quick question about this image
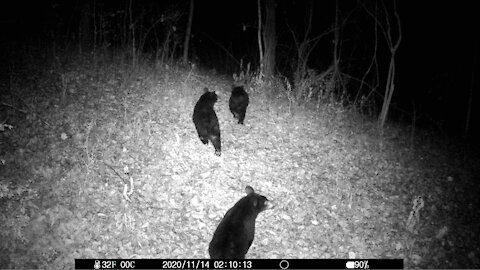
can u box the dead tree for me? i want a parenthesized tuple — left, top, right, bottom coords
(257, 0, 277, 80)
(363, 0, 402, 130)
(183, 0, 195, 65)
(464, 37, 478, 139)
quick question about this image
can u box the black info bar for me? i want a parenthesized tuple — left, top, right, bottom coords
(75, 259, 403, 269)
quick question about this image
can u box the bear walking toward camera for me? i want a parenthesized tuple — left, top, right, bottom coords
(192, 88, 221, 156)
(228, 86, 249, 125)
(209, 186, 272, 259)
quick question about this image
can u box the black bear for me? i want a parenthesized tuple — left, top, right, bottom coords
(228, 86, 249, 125)
(209, 186, 272, 259)
(192, 88, 221, 156)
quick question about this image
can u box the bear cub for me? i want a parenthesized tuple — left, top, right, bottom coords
(192, 88, 221, 156)
(209, 186, 272, 259)
(228, 86, 249, 125)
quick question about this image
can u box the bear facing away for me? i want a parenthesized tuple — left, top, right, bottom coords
(209, 186, 272, 259)
(228, 86, 249, 125)
(192, 88, 221, 156)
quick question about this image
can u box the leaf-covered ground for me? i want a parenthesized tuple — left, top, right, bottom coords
(1, 56, 479, 269)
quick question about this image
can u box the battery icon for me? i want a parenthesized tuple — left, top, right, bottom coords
(346, 261, 355, 269)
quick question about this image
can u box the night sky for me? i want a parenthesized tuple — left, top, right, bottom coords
(1, 0, 478, 138)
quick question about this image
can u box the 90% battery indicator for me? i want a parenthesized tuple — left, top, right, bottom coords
(346, 260, 369, 269)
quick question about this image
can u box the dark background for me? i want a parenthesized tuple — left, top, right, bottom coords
(1, 0, 478, 141)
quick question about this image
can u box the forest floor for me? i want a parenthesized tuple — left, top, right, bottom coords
(1, 54, 479, 269)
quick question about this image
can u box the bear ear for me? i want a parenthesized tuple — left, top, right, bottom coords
(245, 186, 254, 195)
(203, 87, 209, 92)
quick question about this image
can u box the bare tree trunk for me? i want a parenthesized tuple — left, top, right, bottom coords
(332, 0, 340, 90)
(378, 1, 401, 130)
(79, 0, 92, 54)
(379, 54, 397, 128)
(363, 0, 402, 130)
(122, 1, 128, 46)
(129, 0, 136, 68)
(354, 12, 379, 106)
(183, 0, 195, 65)
(257, 0, 264, 73)
(262, 0, 277, 79)
(93, 0, 97, 61)
(464, 37, 478, 139)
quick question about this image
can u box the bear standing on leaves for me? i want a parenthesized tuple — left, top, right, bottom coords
(229, 86, 249, 125)
(192, 88, 221, 156)
(209, 186, 272, 259)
